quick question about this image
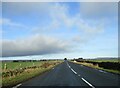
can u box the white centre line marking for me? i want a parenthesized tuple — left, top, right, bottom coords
(78, 74, 81, 76)
(67, 62, 77, 74)
(71, 68, 77, 74)
(81, 78, 95, 88)
(12, 83, 22, 88)
(67, 62, 95, 88)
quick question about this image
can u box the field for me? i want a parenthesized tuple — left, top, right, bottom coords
(1, 60, 63, 87)
(85, 58, 119, 62)
(2, 61, 52, 70)
(71, 58, 120, 74)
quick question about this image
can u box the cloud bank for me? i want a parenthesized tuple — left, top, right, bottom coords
(2, 35, 69, 57)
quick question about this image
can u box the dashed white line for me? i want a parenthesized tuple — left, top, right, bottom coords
(66, 62, 69, 66)
(67, 62, 77, 75)
(12, 83, 22, 88)
(71, 68, 77, 74)
(67, 62, 95, 88)
(81, 78, 95, 88)
(78, 74, 81, 76)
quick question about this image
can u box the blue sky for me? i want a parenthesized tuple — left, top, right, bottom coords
(1, 2, 118, 60)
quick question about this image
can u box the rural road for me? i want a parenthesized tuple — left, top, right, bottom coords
(17, 61, 119, 87)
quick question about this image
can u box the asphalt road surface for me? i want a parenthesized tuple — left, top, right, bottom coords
(17, 61, 119, 87)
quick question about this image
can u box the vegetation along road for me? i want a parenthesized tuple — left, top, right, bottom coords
(3, 60, 119, 88)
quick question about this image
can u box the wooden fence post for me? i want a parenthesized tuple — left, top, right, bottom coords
(4, 63, 7, 70)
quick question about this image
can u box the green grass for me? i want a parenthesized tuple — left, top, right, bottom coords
(71, 61, 120, 74)
(98, 68, 120, 74)
(2, 67, 51, 86)
(86, 59, 119, 62)
(2, 61, 45, 70)
(2, 60, 63, 87)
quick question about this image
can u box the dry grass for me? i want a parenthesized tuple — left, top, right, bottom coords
(2, 61, 63, 87)
(71, 61, 120, 74)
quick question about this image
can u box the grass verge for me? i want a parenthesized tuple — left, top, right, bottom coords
(2, 61, 62, 87)
(71, 61, 120, 75)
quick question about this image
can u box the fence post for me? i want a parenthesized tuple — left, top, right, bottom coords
(4, 63, 7, 70)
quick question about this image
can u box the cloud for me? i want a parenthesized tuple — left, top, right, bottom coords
(3, 2, 54, 18)
(32, 3, 105, 34)
(2, 34, 69, 57)
(80, 2, 118, 19)
(3, 2, 106, 33)
(1, 18, 27, 28)
(3, 2, 117, 19)
(2, 0, 119, 2)
(2, 2, 114, 57)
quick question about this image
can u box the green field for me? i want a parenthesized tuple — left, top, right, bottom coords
(2, 60, 63, 87)
(85, 59, 119, 62)
(71, 58, 120, 74)
(2, 61, 58, 70)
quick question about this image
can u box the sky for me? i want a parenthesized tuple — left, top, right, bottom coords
(0, 2, 118, 60)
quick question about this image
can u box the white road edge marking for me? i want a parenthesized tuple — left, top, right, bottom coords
(99, 70, 106, 73)
(12, 83, 22, 88)
(52, 68, 54, 69)
(81, 78, 95, 88)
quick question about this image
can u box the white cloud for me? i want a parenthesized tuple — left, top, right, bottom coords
(2, 2, 114, 57)
(0, 18, 27, 28)
(2, 0, 119, 2)
(80, 2, 118, 18)
(3, 2, 106, 33)
(34, 3, 105, 34)
(3, 2, 53, 18)
(2, 34, 69, 57)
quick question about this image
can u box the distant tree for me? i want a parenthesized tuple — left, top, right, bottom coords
(13, 60, 19, 62)
(64, 58, 67, 60)
(78, 58, 83, 60)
